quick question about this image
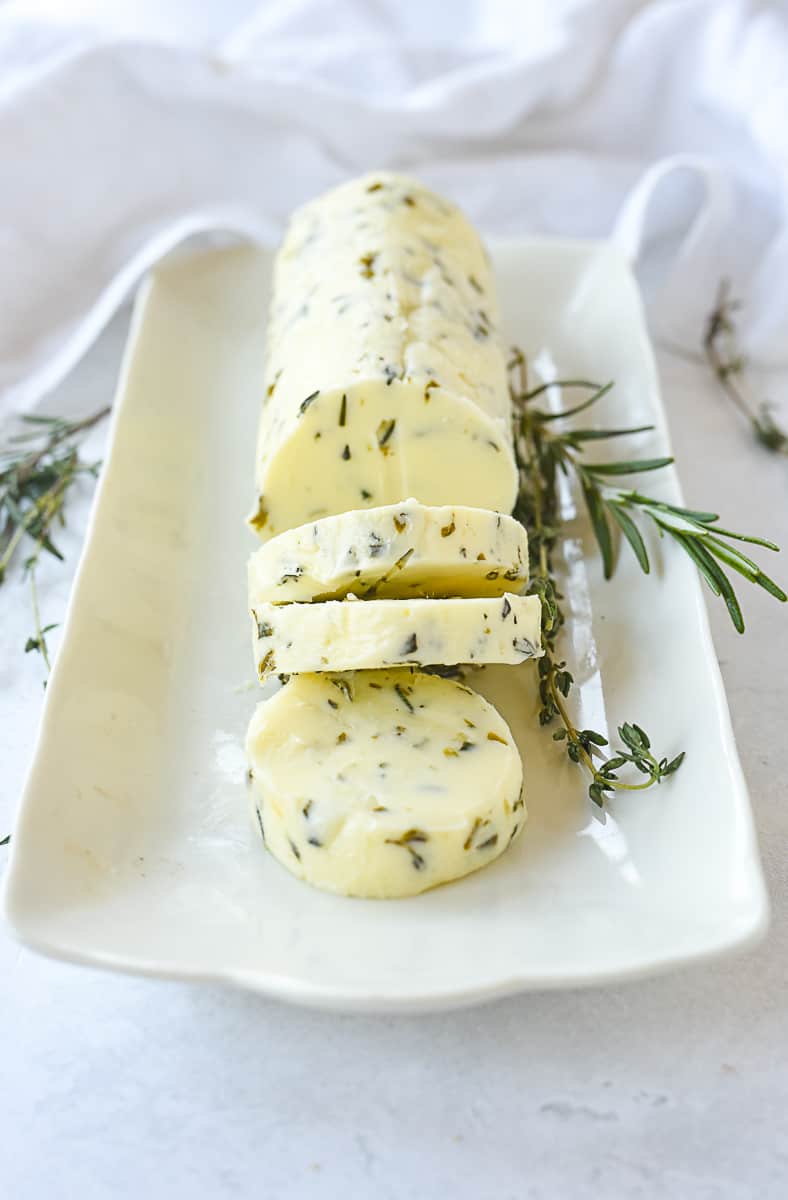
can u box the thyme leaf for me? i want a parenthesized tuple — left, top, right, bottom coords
(703, 280, 788, 455)
(1, 406, 109, 676)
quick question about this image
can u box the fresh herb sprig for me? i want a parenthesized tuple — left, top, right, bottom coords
(511, 351, 785, 810)
(0, 407, 109, 671)
(703, 280, 788, 455)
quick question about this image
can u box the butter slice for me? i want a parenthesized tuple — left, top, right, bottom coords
(246, 669, 525, 898)
(250, 172, 517, 539)
(248, 499, 528, 605)
(251, 593, 541, 678)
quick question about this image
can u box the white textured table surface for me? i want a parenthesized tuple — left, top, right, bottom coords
(2, 305, 787, 1200)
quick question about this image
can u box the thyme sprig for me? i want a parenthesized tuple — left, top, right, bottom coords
(511, 351, 785, 810)
(703, 280, 788, 455)
(0, 407, 109, 670)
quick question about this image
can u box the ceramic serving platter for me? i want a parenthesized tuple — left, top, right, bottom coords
(3, 238, 768, 1012)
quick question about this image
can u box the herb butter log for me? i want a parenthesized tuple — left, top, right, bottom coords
(248, 499, 528, 604)
(250, 172, 518, 538)
(246, 670, 525, 898)
(252, 593, 541, 678)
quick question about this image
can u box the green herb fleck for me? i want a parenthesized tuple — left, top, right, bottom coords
(360, 547, 415, 597)
(385, 828, 428, 870)
(333, 677, 354, 702)
(359, 252, 377, 279)
(266, 368, 282, 398)
(298, 390, 319, 416)
(258, 649, 275, 678)
(376, 419, 396, 452)
(463, 818, 484, 850)
(249, 496, 269, 532)
(400, 632, 418, 655)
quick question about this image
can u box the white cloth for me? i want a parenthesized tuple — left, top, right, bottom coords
(1, 0, 787, 415)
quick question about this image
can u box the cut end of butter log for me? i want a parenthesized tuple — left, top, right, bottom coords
(249, 171, 517, 539)
(248, 498, 529, 604)
(252, 593, 542, 678)
(246, 669, 525, 898)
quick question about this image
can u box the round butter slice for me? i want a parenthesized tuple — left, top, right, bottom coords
(248, 499, 528, 605)
(251, 593, 541, 679)
(246, 669, 525, 898)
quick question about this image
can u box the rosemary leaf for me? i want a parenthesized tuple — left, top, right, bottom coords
(580, 476, 614, 578)
(561, 424, 655, 442)
(702, 535, 787, 602)
(606, 501, 650, 574)
(580, 456, 674, 476)
(509, 354, 782, 813)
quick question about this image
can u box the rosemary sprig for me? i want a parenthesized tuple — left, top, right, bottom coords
(703, 280, 788, 455)
(0, 407, 109, 670)
(511, 352, 785, 810)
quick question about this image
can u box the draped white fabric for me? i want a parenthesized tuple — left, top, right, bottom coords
(1, 0, 787, 414)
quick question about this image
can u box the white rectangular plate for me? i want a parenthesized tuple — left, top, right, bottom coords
(4, 238, 768, 1012)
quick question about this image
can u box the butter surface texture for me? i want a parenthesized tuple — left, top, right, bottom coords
(246, 669, 525, 898)
(250, 172, 517, 538)
(252, 593, 541, 677)
(248, 499, 528, 604)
